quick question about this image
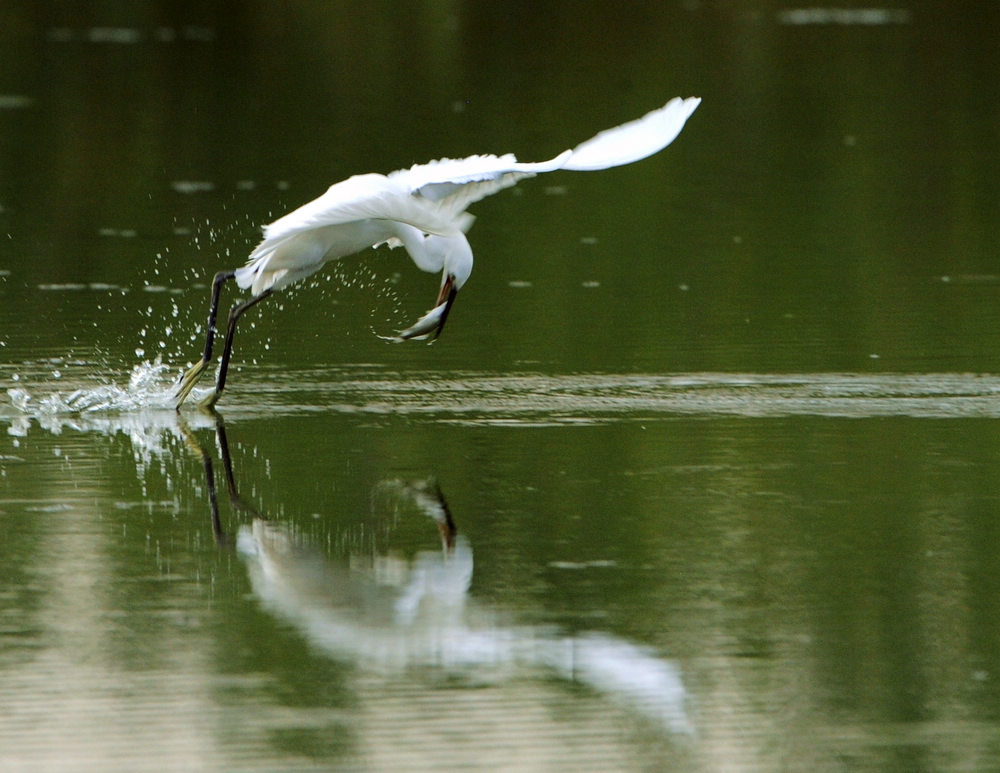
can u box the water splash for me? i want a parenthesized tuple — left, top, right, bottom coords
(6, 357, 180, 419)
(2, 357, 224, 485)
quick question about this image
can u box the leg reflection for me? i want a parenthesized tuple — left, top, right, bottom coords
(177, 413, 262, 548)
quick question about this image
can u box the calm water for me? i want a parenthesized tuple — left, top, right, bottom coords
(2, 3, 1000, 771)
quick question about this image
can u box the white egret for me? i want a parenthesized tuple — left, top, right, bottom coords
(174, 96, 701, 408)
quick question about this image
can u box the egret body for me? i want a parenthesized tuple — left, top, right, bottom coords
(174, 96, 701, 407)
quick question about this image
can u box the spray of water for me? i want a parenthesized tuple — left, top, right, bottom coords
(7, 357, 179, 417)
(5, 203, 412, 416)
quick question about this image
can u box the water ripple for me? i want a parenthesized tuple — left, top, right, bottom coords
(6, 367, 1000, 425)
(291, 371, 1000, 423)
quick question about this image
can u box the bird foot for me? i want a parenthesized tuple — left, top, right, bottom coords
(174, 359, 210, 409)
(197, 388, 222, 410)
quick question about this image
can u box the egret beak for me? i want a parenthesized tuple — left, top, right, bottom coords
(396, 274, 459, 341)
(431, 274, 458, 337)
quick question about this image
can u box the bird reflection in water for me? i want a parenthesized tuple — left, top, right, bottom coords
(184, 418, 692, 736)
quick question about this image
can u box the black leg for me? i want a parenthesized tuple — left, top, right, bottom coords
(203, 271, 237, 362)
(214, 289, 273, 397)
(175, 270, 237, 408)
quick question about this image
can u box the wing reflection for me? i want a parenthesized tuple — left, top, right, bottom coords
(195, 419, 692, 736)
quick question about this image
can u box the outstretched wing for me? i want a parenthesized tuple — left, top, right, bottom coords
(561, 97, 701, 171)
(237, 173, 471, 294)
(236, 97, 700, 295)
(389, 96, 700, 217)
(254, 173, 464, 254)
(390, 150, 574, 218)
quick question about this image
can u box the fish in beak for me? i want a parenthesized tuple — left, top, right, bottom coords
(396, 274, 459, 341)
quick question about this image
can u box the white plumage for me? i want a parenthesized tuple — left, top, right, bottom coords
(235, 96, 700, 298)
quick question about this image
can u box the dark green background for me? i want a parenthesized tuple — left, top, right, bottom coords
(2, 3, 999, 770)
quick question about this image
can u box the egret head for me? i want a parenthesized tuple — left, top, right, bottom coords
(434, 234, 474, 336)
(438, 234, 474, 291)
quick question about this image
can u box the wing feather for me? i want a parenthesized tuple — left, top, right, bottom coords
(560, 97, 701, 171)
(390, 150, 574, 216)
(257, 173, 463, 248)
